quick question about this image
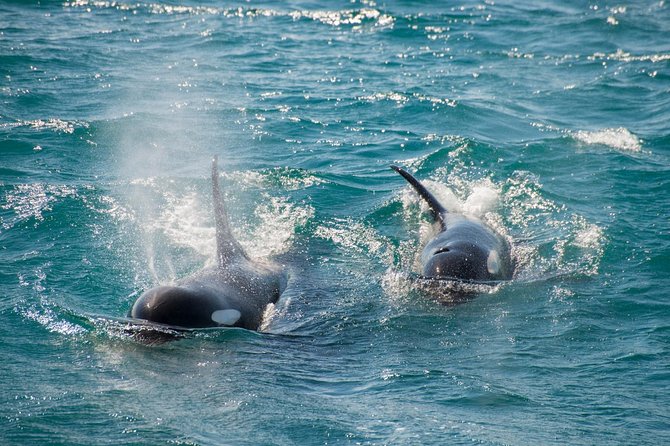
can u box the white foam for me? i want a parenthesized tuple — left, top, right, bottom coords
(94, 195, 135, 222)
(399, 175, 499, 219)
(68, 3, 395, 29)
(358, 92, 456, 107)
(412, 93, 457, 108)
(503, 172, 606, 279)
(589, 49, 670, 64)
(574, 222, 605, 251)
(463, 183, 500, 218)
(573, 127, 642, 152)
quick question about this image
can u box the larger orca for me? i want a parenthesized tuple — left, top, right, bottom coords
(391, 165, 514, 282)
(129, 157, 287, 330)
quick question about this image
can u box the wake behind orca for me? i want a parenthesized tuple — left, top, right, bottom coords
(129, 157, 287, 331)
(391, 165, 514, 283)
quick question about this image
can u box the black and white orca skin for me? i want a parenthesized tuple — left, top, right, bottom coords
(392, 165, 514, 282)
(129, 157, 286, 330)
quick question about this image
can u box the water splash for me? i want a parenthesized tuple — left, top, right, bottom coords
(502, 171, 605, 280)
(381, 269, 502, 306)
(114, 169, 313, 288)
(246, 195, 313, 259)
(303, 150, 606, 307)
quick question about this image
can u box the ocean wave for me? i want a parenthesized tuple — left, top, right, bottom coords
(358, 91, 457, 108)
(65, 1, 394, 28)
(290, 8, 394, 28)
(2, 183, 78, 228)
(531, 123, 644, 153)
(588, 49, 670, 64)
(572, 127, 642, 152)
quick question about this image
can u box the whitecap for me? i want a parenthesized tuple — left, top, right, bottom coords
(2, 118, 88, 134)
(572, 127, 642, 152)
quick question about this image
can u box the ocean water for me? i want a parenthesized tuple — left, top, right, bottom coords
(1, 0, 669, 444)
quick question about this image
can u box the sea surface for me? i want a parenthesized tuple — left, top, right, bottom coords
(1, 1, 669, 444)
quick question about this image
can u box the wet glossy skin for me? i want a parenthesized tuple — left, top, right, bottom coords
(130, 260, 285, 330)
(420, 214, 513, 281)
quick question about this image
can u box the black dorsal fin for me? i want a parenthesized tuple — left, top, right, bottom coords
(212, 156, 248, 266)
(391, 165, 447, 228)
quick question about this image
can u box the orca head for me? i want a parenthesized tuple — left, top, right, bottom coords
(130, 286, 241, 328)
(422, 240, 500, 282)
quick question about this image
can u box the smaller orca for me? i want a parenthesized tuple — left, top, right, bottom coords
(391, 165, 514, 282)
(129, 157, 287, 331)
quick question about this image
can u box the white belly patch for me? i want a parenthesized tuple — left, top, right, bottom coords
(211, 309, 242, 326)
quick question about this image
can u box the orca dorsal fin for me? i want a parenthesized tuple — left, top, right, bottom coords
(391, 165, 447, 228)
(212, 156, 249, 266)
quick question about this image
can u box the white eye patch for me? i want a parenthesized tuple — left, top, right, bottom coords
(487, 250, 500, 275)
(211, 309, 241, 326)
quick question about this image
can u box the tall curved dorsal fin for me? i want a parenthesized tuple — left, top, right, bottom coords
(391, 165, 447, 229)
(212, 156, 249, 266)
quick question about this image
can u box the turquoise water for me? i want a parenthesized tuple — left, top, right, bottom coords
(1, 1, 669, 444)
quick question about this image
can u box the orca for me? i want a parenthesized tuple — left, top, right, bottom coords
(391, 165, 514, 282)
(129, 157, 287, 331)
